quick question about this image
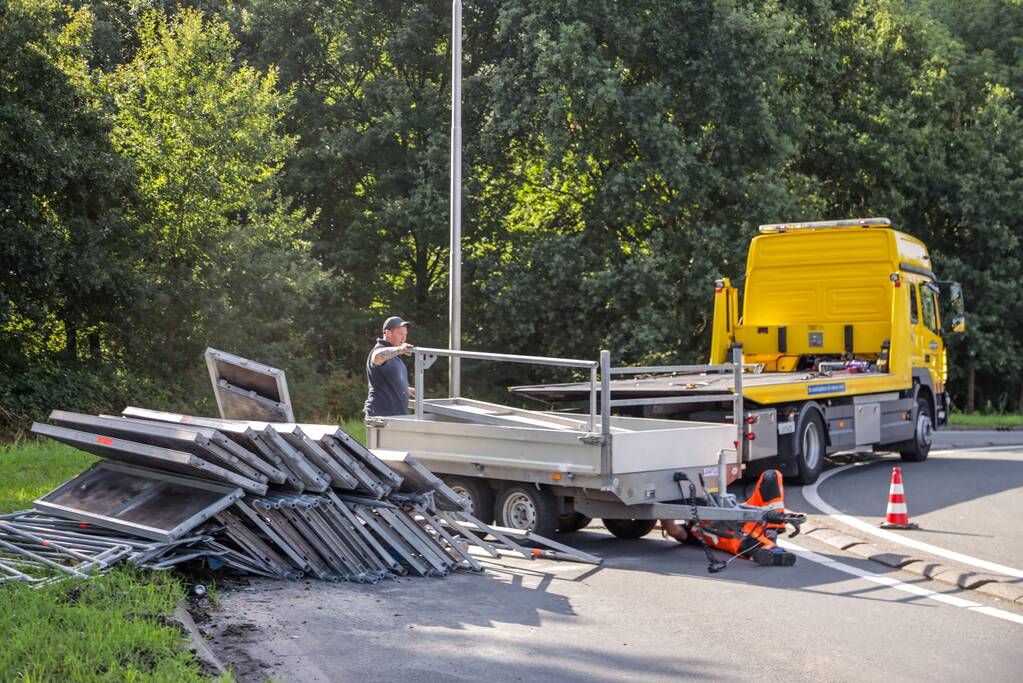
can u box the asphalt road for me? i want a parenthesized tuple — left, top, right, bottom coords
(205, 430, 1023, 682)
(808, 445, 1023, 570)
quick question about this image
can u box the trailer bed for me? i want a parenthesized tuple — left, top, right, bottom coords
(365, 398, 740, 505)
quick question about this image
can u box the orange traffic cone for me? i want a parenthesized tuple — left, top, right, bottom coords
(880, 466, 918, 529)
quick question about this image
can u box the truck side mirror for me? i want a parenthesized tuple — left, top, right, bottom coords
(938, 281, 966, 334)
(949, 283, 965, 316)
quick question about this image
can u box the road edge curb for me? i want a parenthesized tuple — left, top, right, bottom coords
(799, 520, 1023, 605)
(173, 600, 232, 679)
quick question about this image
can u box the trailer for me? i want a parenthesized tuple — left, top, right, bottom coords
(365, 347, 803, 542)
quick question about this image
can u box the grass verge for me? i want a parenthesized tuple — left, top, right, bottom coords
(341, 417, 366, 445)
(0, 439, 225, 682)
(949, 413, 1023, 427)
(0, 439, 96, 514)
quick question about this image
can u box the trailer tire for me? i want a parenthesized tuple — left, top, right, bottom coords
(794, 411, 825, 485)
(558, 511, 592, 533)
(495, 485, 559, 537)
(900, 397, 933, 462)
(443, 476, 496, 524)
(602, 518, 658, 539)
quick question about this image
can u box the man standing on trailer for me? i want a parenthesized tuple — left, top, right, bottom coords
(365, 316, 416, 417)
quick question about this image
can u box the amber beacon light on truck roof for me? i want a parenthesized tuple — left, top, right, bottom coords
(758, 217, 893, 233)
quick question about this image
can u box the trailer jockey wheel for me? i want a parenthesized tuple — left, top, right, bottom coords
(900, 397, 933, 462)
(602, 518, 658, 539)
(442, 476, 496, 525)
(794, 411, 825, 485)
(495, 485, 559, 537)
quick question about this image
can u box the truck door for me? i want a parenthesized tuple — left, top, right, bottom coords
(908, 280, 925, 369)
(916, 282, 944, 392)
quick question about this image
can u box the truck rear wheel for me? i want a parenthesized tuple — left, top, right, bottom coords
(443, 476, 495, 524)
(900, 397, 933, 462)
(794, 411, 825, 485)
(602, 518, 658, 539)
(495, 485, 559, 537)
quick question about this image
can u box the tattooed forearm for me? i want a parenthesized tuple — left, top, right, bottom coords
(372, 345, 410, 365)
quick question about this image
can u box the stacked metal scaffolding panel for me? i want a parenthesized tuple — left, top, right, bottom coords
(5, 345, 602, 585)
(204, 347, 295, 422)
(10, 408, 486, 584)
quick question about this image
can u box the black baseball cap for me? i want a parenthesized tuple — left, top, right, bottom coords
(382, 316, 411, 332)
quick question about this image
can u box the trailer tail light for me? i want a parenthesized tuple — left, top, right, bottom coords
(745, 416, 756, 424)
(746, 433, 756, 441)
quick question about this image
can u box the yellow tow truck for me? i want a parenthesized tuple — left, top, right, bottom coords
(513, 218, 967, 485)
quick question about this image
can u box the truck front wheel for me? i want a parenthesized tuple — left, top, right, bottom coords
(900, 397, 933, 462)
(794, 412, 825, 485)
(495, 485, 559, 537)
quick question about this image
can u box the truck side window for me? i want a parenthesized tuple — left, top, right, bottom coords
(910, 284, 919, 324)
(921, 287, 939, 332)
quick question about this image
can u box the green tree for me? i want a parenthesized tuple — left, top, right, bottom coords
(0, 0, 141, 429)
(102, 7, 323, 392)
(222, 0, 463, 367)
(463, 0, 807, 372)
(786, 1, 1023, 410)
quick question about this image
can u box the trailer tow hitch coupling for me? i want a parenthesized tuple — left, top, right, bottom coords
(764, 510, 806, 538)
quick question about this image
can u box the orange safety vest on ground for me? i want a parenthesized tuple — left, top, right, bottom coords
(690, 469, 796, 566)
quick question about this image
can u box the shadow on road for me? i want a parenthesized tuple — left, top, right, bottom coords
(211, 561, 730, 682)
(210, 528, 983, 682)
(532, 527, 958, 604)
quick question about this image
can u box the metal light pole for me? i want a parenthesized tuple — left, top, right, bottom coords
(449, 0, 462, 397)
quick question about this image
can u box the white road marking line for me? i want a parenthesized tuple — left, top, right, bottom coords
(780, 540, 1023, 626)
(804, 459, 1023, 579)
(931, 443, 1023, 455)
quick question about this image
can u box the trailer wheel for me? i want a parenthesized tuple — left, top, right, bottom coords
(602, 519, 658, 539)
(794, 411, 825, 485)
(900, 397, 933, 462)
(443, 476, 496, 524)
(558, 511, 592, 533)
(495, 485, 559, 537)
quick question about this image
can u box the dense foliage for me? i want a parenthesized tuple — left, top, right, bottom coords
(3, 0, 1023, 432)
